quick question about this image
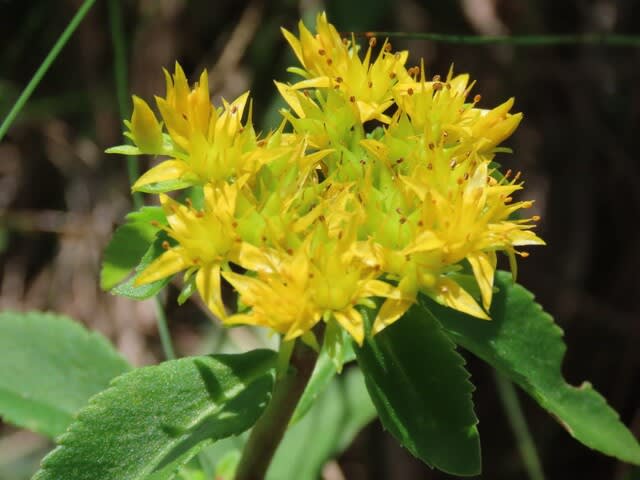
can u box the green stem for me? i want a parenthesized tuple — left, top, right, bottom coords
(359, 31, 640, 47)
(107, 0, 176, 362)
(494, 372, 545, 480)
(154, 296, 176, 360)
(235, 340, 318, 480)
(0, 0, 97, 142)
(107, 0, 142, 210)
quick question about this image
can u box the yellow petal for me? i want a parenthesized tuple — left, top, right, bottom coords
(467, 251, 496, 310)
(131, 160, 193, 191)
(275, 81, 305, 118)
(280, 27, 304, 68)
(135, 248, 189, 285)
(196, 264, 226, 319)
(373, 297, 414, 335)
(334, 308, 365, 346)
(291, 77, 332, 90)
(432, 277, 490, 320)
(129, 96, 164, 154)
(234, 243, 279, 273)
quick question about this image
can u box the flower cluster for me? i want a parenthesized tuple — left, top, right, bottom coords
(111, 13, 544, 346)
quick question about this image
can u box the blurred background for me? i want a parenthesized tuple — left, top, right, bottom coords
(1, 0, 639, 478)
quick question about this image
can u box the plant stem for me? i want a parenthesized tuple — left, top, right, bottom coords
(235, 340, 318, 480)
(107, 0, 143, 210)
(154, 296, 176, 360)
(107, 0, 176, 362)
(359, 31, 640, 47)
(0, 0, 97, 142)
(494, 372, 545, 480)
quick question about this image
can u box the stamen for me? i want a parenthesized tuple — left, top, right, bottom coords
(162, 241, 170, 250)
(473, 94, 482, 103)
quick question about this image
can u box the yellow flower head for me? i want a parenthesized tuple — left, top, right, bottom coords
(224, 222, 400, 345)
(135, 182, 257, 319)
(111, 13, 545, 345)
(119, 63, 285, 193)
(282, 12, 410, 123)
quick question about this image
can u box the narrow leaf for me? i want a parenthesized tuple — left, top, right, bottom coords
(355, 305, 481, 476)
(33, 350, 277, 480)
(0, 311, 130, 438)
(424, 270, 640, 465)
(101, 207, 166, 290)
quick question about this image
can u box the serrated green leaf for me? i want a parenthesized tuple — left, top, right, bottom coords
(101, 207, 166, 290)
(33, 350, 277, 480)
(424, 271, 640, 465)
(0, 311, 131, 438)
(355, 304, 481, 476)
(267, 367, 376, 480)
(111, 231, 174, 299)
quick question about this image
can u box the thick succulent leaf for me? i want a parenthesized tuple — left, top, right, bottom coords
(267, 367, 376, 480)
(101, 207, 166, 290)
(355, 304, 481, 476)
(0, 311, 130, 438)
(424, 271, 640, 465)
(33, 350, 277, 480)
(111, 230, 174, 299)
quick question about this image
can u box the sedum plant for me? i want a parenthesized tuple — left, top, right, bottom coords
(2, 12, 638, 480)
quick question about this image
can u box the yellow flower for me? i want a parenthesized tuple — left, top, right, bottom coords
(225, 219, 401, 345)
(118, 63, 287, 193)
(110, 14, 545, 345)
(282, 12, 410, 123)
(135, 182, 260, 319)
(124, 96, 165, 154)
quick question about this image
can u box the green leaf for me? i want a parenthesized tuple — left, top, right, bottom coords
(101, 207, 166, 290)
(111, 231, 174, 300)
(33, 350, 277, 480)
(0, 311, 131, 438)
(267, 367, 377, 480)
(424, 271, 640, 465)
(355, 305, 481, 476)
